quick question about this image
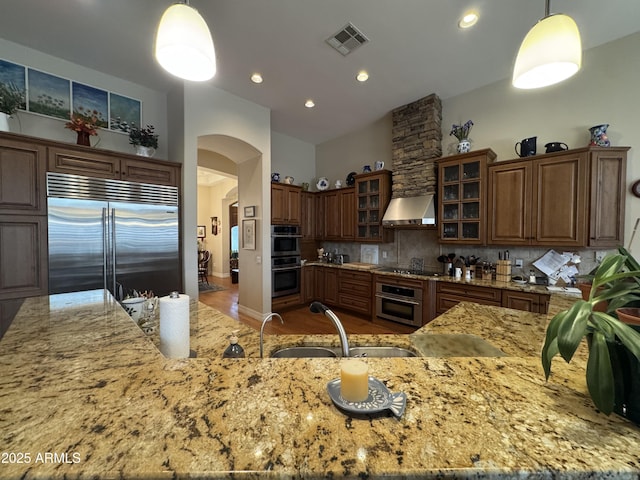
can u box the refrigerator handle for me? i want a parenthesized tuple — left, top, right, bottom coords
(102, 207, 108, 294)
(111, 208, 117, 298)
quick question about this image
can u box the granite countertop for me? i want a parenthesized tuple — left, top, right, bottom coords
(1, 290, 639, 479)
(305, 261, 563, 295)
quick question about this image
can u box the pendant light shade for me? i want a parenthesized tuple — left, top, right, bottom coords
(513, 13, 581, 89)
(155, 3, 216, 81)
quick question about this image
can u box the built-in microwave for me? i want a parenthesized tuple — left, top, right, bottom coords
(271, 225, 301, 257)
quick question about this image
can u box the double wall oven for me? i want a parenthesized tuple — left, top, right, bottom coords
(271, 225, 301, 298)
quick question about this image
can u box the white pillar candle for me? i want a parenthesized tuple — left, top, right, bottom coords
(340, 359, 369, 402)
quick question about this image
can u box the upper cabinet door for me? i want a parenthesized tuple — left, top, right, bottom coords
(487, 160, 532, 245)
(588, 148, 628, 247)
(532, 153, 588, 247)
(487, 146, 628, 248)
(0, 136, 47, 215)
(437, 149, 496, 245)
(271, 183, 302, 225)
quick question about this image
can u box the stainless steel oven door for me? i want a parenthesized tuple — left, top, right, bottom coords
(375, 284, 423, 327)
(272, 265, 301, 297)
(271, 235, 300, 257)
(272, 255, 301, 298)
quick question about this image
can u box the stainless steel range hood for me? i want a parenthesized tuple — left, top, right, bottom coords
(381, 195, 436, 227)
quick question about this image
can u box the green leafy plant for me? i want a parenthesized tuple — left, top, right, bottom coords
(541, 249, 640, 415)
(129, 124, 158, 149)
(0, 82, 25, 115)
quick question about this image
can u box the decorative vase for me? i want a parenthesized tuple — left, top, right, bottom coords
(589, 124, 610, 147)
(457, 139, 471, 153)
(0, 112, 9, 132)
(76, 131, 91, 146)
(136, 145, 155, 157)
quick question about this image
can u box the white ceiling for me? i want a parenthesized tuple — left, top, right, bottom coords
(1, 0, 639, 145)
(197, 167, 230, 187)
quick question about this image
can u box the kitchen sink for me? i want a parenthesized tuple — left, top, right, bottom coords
(270, 346, 337, 358)
(349, 346, 417, 357)
(270, 345, 418, 358)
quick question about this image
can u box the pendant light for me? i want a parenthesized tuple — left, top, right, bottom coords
(512, 0, 581, 89)
(155, 1, 216, 81)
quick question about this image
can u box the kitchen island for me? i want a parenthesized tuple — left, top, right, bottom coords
(1, 290, 639, 479)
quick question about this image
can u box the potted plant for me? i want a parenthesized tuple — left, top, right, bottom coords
(0, 82, 25, 131)
(541, 249, 640, 423)
(129, 124, 158, 157)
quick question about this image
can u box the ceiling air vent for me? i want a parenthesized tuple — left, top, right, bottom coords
(325, 22, 369, 56)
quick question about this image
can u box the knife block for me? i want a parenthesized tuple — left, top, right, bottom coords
(495, 260, 512, 283)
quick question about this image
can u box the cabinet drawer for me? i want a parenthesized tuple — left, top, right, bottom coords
(436, 282, 501, 302)
(48, 147, 121, 179)
(271, 293, 302, 310)
(373, 274, 423, 290)
(121, 159, 178, 186)
(338, 293, 371, 315)
(339, 270, 371, 283)
(436, 293, 501, 315)
(339, 279, 371, 296)
(501, 290, 550, 314)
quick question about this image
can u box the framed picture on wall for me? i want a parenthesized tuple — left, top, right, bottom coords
(244, 205, 256, 217)
(242, 219, 256, 250)
(197, 225, 206, 238)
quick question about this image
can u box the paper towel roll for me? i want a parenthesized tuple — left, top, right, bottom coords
(159, 293, 190, 358)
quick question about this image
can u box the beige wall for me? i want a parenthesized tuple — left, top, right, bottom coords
(183, 84, 271, 317)
(442, 31, 640, 255)
(272, 132, 316, 188)
(315, 32, 640, 264)
(0, 38, 169, 159)
(315, 115, 392, 188)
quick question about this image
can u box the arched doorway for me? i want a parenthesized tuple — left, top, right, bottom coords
(196, 134, 268, 320)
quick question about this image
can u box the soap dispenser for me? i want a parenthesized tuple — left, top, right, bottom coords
(223, 330, 245, 358)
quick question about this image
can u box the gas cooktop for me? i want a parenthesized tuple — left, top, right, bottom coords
(377, 267, 441, 277)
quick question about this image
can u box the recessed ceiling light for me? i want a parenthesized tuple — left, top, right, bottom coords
(305, 99, 315, 108)
(356, 71, 369, 82)
(250, 73, 263, 84)
(458, 11, 479, 29)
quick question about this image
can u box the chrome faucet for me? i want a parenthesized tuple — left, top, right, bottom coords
(260, 312, 284, 358)
(310, 301, 349, 357)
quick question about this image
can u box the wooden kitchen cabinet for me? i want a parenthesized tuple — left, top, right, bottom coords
(337, 270, 372, 316)
(301, 265, 315, 303)
(0, 134, 49, 300)
(488, 146, 628, 247)
(355, 170, 393, 242)
(300, 191, 316, 239)
(0, 136, 47, 215)
(501, 290, 550, 314)
(437, 149, 496, 245)
(0, 215, 48, 300)
(271, 183, 302, 225)
(323, 268, 339, 304)
(323, 187, 355, 240)
(314, 266, 325, 302)
(435, 282, 501, 315)
(48, 146, 180, 186)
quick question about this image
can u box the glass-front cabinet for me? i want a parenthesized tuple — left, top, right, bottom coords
(355, 170, 393, 242)
(436, 149, 496, 244)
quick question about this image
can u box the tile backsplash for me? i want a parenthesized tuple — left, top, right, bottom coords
(321, 228, 610, 280)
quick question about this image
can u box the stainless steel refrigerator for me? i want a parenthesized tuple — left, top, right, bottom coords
(47, 172, 181, 299)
